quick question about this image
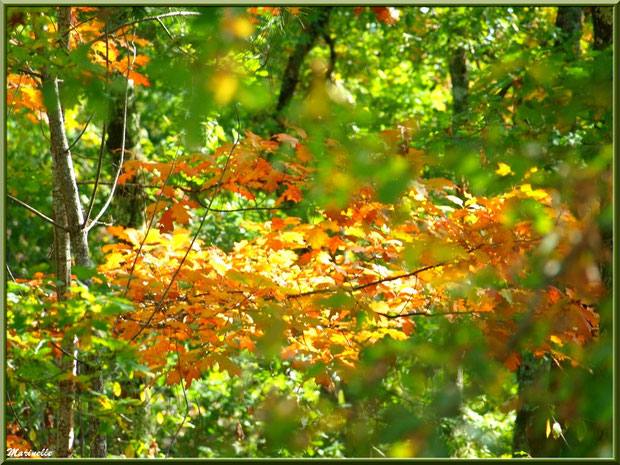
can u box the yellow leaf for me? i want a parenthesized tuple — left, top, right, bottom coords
(113, 381, 122, 397)
(496, 162, 514, 177)
(99, 396, 112, 410)
(125, 443, 135, 458)
(156, 412, 165, 425)
(546, 418, 551, 438)
(549, 334, 564, 346)
(306, 227, 329, 249)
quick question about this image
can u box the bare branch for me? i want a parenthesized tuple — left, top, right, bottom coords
(122, 142, 182, 299)
(287, 262, 446, 299)
(86, 27, 134, 233)
(8, 194, 69, 231)
(89, 11, 200, 45)
(67, 113, 94, 152)
(166, 338, 190, 457)
(380, 310, 483, 319)
(83, 21, 109, 228)
(6, 389, 39, 451)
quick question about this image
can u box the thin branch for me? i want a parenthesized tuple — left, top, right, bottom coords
(67, 113, 94, 152)
(6, 389, 39, 451)
(192, 193, 291, 213)
(130, 107, 241, 343)
(166, 338, 189, 457)
(38, 115, 51, 143)
(86, 27, 134, 233)
(155, 16, 196, 60)
(8, 194, 69, 231)
(122, 142, 182, 299)
(6, 264, 17, 282)
(287, 262, 446, 299)
(18, 67, 43, 80)
(155, 17, 175, 41)
(8, 73, 24, 116)
(83, 121, 106, 228)
(83, 23, 108, 229)
(89, 11, 201, 45)
(48, 340, 95, 369)
(380, 310, 483, 319)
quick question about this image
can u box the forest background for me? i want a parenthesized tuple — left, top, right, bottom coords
(3, 4, 615, 459)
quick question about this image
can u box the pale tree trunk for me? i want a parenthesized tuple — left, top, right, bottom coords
(51, 157, 74, 457)
(42, 6, 106, 457)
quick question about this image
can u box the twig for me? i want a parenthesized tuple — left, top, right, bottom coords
(379, 310, 483, 319)
(48, 340, 94, 369)
(89, 11, 200, 45)
(6, 389, 39, 451)
(83, 22, 108, 229)
(166, 338, 189, 457)
(287, 262, 446, 299)
(155, 17, 175, 41)
(67, 113, 94, 152)
(83, 121, 107, 228)
(130, 107, 241, 342)
(8, 73, 24, 116)
(122, 142, 182, 299)
(8, 194, 69, 231)
(155, 16, 195, 60)
(6, 264, 17, 282)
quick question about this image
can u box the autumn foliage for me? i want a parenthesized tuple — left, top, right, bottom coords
(6, 5, 612, 459)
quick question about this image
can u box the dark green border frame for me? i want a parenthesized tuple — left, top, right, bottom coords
(0, 2, 617, 463)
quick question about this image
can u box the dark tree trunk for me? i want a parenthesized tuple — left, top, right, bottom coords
(592, 7, 613, 51)
(276, 7, 333, 113)
(512, 354, 564, 457)
(448, 47, 468, 117)
(107, 84, 146, 229)
(554, 7, 584, 56)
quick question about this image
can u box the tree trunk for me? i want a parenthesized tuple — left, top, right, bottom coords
(51, 157, 75, 457)
(512, 353, 563, 457)
(85, 363, 108, 457)
(107, 84, 146, 229)
(592, 7, 613, 51)
(554, 7, 584, 56)
(448, 46, 468, 118)
(42, 6, 103, 457)
(276, 7, 333, 113)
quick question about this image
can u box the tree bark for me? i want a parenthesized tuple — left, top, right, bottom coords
(592, 7, 613, 51)
(448, 46, 468, 117)
(51, 156, 74, 457)
(107, 84, 146, 228)
(554, 7, 584, 56)
(276, 7, 333, 113)
(511, 353, 563, 457)
(41, 6, 102, 457)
